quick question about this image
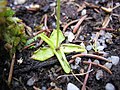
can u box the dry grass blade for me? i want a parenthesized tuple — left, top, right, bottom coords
(102, 15, 111, 28)
(81, 62, 92, 90)
(94, 27, 115, 31)
(83, 61, 112, 74)
(56, 69, 93, 79)
(72, 54, 111, 62)
(73, 15, 87, 33)
(8, 53, 16, 86)
(84, 1, 99, 8)
(23, 43, 35, 50)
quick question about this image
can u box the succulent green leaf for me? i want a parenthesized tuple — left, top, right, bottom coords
(39, 33, 55, 49)
(50, 29, 65, 48)
(53, 49, 71, 73)
(61, 43, 86, 53)
(31, 47, 54, 61)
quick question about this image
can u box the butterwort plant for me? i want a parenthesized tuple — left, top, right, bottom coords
(31, 0, 86, 73)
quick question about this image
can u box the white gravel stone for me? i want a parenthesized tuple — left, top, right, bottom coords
(81, 9, 86, 16)
(75, 57, 81, 65)
(91, 33, 96, 39)
(97, 46, 105, 51)
(14, 0, 26, 5)
(105, 83, 115, 90)
(67, 83, 79, 90)
(98, 39, 105, 44)
(67, 32, 75, 42)
(111, 56, 119, 65)
(93, 60, 100, 64)
(96, 70, 103, 80)
(27, 77, 36, 86)
(79, 35, 84, 40)
(71, 64, 78, 69)
(104, 62, 112, 69)
(86, 45, 92, 51)
(29, 4, 40, 9)
(50, 2, 56, 7)
(100, 30, 105, 36)
(102, 43, 107, 48)
(105, 32, 112, 39)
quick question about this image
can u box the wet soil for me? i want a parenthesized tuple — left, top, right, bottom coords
(0, 0, 120, 90)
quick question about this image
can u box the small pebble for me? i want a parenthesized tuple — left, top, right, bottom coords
(91, 33, 96, 39)
(81, 9, 86, 16)
(100, 30, 105, 36)
(93, 60, 100, 64)
(98, 38, 105, 44)
(105, 83, 115, 90)
(41, 86, 47, 90)
(106, 39, 113, 44)
(67, 83, 79, 90)
(17, 57, 23, 64)
(50, 2, 56, 7)
(102, 43, 107, 48)
(79, 35, 84, 40)
(115, 3, 120, 6)
(100, 36, 106, 40)
(27, 77, 36, 86)
(102, 0, 106, 3)
(96, 70, 103, 80)
(97, 46, 105, 51)
(105, 32, 112, 39)
(95, 0, 99, 4)
(75, 57, 81, 65)
(52, 22, 56, 28)
(50, 82, 56, 87)
(111, 56, 119, 65)
(14, 0, 26, 5)
(86, 45, 92, 51)
(67, 32, 75, 42)
(104, 62, 112, 69)
(71, 64, 78, 70)
(96, 41, 100, 47)
(29, 4, 40, 10)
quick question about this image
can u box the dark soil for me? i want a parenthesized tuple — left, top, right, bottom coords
(0, 0, 120, 90)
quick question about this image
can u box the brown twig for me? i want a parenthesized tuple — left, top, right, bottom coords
(73, 15, 87, 33)
(102, 15, 111, 28)
(8, 53, 16, 86)
(33, 29, 47, 36)
(72, 54, 111, 62)
(84, 1, 100, 8)
(81, 62, 92, 90)
(22, 43, 35, 50)
(63, 19, 79, 32)
(94, 27, 115, 31)
(83, 61, 112, 74)
(44, 14, 50, 33)
(74, 25, 84, 40)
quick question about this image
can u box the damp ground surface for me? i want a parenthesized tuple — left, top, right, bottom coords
(0, 0, 120, 90)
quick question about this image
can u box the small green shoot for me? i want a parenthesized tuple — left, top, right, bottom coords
(56, 0, 60, 48)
